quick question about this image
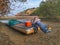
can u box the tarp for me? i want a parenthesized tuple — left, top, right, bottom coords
(8, 19, 21, 26)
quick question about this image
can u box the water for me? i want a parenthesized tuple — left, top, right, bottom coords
(0, 20, 30, 23)
(0, 20, 8, 23)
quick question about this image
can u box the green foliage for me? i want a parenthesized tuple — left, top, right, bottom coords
(31, 0, 60, 19)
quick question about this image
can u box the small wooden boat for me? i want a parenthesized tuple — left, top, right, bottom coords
(7, 20, 36, 34)
(7, 19, 51, 34)
(8, 24, 51, 34)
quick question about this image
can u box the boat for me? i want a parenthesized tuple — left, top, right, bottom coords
(7, 18, 51, 34)
(8, 24, 51, 34)
(7, 19, 41, 34)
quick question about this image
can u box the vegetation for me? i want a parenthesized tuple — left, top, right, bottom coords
(31, 0, 60, 19)
(0, 0, 27, 16)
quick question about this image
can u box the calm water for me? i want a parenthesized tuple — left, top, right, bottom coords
(0, 20, 8, 23)
(0, 20, 30, 23)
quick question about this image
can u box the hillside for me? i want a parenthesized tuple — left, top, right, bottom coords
(15, 8, 36, 16)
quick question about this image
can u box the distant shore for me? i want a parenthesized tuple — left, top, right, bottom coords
(0, 16, 60, 22)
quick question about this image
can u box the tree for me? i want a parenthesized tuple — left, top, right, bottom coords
(31, 0, 60, 18)
(0, 0, 27, 16)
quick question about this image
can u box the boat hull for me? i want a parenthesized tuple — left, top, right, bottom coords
(11, 26, 35, 34)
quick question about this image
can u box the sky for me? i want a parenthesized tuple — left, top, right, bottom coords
(8, 0, 43, 16)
